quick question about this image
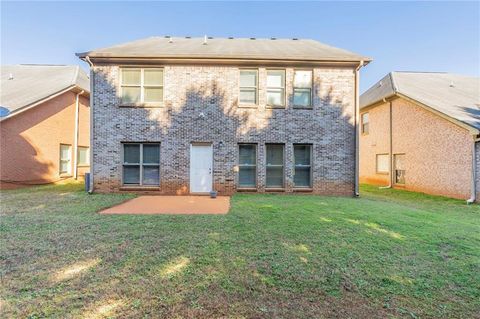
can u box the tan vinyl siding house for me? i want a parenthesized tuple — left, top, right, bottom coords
(359, 72, 480, 201)
(0, 65, 90, 187)
(77, 36, 370, 195)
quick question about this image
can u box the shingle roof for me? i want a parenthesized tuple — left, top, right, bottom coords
(76, 36, 370, 62)
(0, 65, 89, 117)
(360, 72, 480, 131)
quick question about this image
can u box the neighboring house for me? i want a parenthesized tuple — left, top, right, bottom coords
(0, 65, 90, 187)
(77, 36, 370, 195)
(360, 72, 480, 201)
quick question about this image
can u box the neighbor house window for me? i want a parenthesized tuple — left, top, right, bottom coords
(294, 144, 312, 187)
(239, 70, 258, 105)
(266, 70, 285, 107)
(123, 143, 160, 186)
(77, 146, 89, 166)
(293, 70, 313, 108)
(120, 68, 164, 104)
(59, 144, 72, 175)
(362, 113, 369, 134)
(376, 154, 389, 174)
(394, 154, 405, 185)
(266, 144, 284, 188)
(238, 144, 257, 188)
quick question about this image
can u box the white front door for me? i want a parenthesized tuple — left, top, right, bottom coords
(190, 144, 213, 193)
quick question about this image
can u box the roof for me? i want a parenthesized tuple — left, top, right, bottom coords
(76, 36, 371, 63)
(360, 72, 480, 131)
(0, 64, 89, 118)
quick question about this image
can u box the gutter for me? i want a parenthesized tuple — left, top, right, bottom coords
(354, 60, 365, 197)
(467, 136, 478, 204)
(73, 90, 85, 179)
(85, 56, 94, 193)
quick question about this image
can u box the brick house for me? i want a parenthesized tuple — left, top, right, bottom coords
(77, 36, 370, 195)
(0, 65, 90, 187)
(359, 72, 480, 202)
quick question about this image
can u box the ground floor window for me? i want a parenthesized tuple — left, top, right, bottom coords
(294, 144, 312, 187)
(238, 144, 257, 188)
(77, 146, 89, 166)
(266, 144, 284, 188)
(59, 144, 72, 175)
(376, 154, 389, 174)
(123, 143, 160, 186)
(394, 154, 405, 185)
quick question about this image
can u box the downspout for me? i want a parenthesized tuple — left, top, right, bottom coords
(467, 136, 478, 204)
(73, 90, 85, 179)
(86, 55, 94, 193)
(354, 60, 364, 197)
(380, 99, 393, 189)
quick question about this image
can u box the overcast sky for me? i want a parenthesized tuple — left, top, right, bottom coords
(1, 1, 479, 92)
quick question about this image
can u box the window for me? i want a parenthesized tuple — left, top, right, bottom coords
(238, 144, 257, 188)
(294, 145, 312, 187)
(266, 70, 285, 107)
(120, 68, 164, 104)
(77, 146, 89, 166)
(293, 70, 313, 108)
(239, 70, 258, 105)
(362, 113, 369, 134)
(60, 144, 72, 175)
(394, 154, 405, 185)
(266, 144, 284, 188)
(376, 154, 389, 174)
(123, 143, 160, 186)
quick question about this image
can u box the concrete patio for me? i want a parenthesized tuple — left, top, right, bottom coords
(99, 195, 230, 215)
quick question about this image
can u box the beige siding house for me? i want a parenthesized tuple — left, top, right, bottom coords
(359, 72, 480, 202)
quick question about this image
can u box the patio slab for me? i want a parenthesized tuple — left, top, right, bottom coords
(99, 195, 230, 215)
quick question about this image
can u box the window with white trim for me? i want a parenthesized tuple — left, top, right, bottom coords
(123, 143, 160, 186)
(238, 144, 257, 188)
(294, 144, 312, 187)
(376, 154, 389, 174)
(266, 144, 284, 188)
(120, 68, 164, 104)
(239, 70, 258, 105)
(266, 70, 285, 107)
(60, 144, 72, 175)
(293, 70, 313, 108)
(77, 146, 89, 166)
(362, 112, 369, 134)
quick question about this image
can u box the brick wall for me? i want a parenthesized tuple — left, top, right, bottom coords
(360, 98, 473, 199)
(91, 65, 356, 195)
(0, 91, 90, 183)
(476, 141, 480, 201)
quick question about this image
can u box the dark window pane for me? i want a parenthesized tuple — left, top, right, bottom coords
(266, 167, 284, 188)
(124, 144, 140, 163)
(266, 145, 284, 165)
(293, 89, 311, 107)
(294, 145, 311, 165)
(239, 145, 256, 165)
(123, 166, 140, 184)
(294, 167, 311, 187)
(143, 144, 160, 164)
(143, 166, 160, 185)
(239, 167, 256, 187)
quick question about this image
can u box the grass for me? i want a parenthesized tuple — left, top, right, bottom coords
(1, 182, 479, 318)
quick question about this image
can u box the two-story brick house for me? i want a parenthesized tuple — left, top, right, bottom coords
(77, 36, 370, 195)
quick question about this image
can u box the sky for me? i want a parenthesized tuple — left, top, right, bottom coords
(1, 1, 479, 92)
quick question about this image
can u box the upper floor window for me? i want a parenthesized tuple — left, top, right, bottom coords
(293, 70, 313, 108)
(239, 70, 258, 105)
(266, 70, 285, 107)
(120, 68, 164, 105)
(361, 112, 369, 134)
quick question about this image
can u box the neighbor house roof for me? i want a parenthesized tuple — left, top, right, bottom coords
(0, 64, 89, 119)
(76, 36, 371, 63)
(360, 72, 480, 132)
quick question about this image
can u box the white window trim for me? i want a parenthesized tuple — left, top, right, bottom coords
(77, 146, 90, 166)
(239, 69, 259, 106)
(376, 153, 389, 174)
(60, 144, 72, 175)
(293, 70, 313, 108)
(120, 68, 164, 107)
(266, 69, 286, 108)
(122, 143, 161, 186)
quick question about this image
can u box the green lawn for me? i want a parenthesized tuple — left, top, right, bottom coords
(1, 183, 479, 318)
